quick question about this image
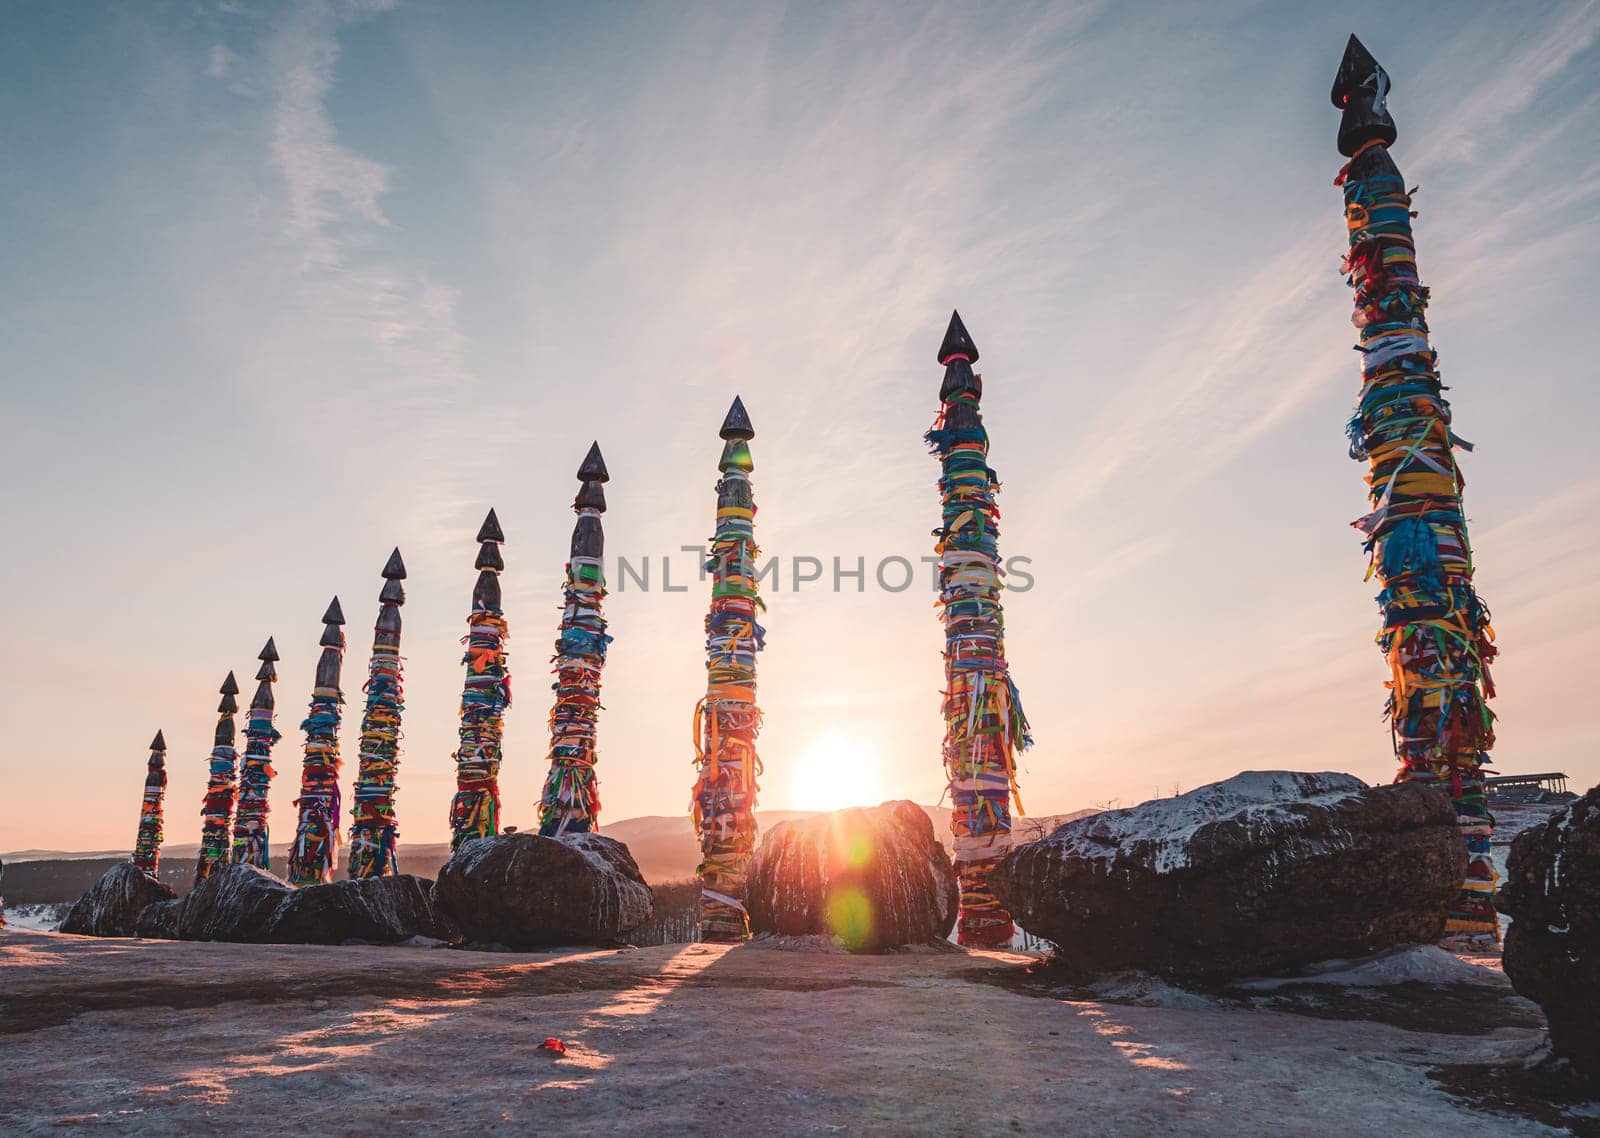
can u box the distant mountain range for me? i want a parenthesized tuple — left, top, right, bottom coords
(2, 804, 1096, 905)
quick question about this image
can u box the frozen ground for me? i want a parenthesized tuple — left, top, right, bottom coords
(3, 929, 1596, 1136)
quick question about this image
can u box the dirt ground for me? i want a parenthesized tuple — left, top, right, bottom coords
(1, 929, 1593, 1136)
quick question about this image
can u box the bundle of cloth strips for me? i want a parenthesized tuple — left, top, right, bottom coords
(450, 510, 510, 849)
(349, 549, 407, 878)
(231, 638, 280, 870)
(926, 312, 1032, 948)
(1334, 35, 1498, 937)
(540, 444, 612, 836)
(692, 397, 765, 942)
(288, 599, 347, 886)
(195, 672, 240, 887)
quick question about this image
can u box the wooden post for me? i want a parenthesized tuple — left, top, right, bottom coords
(231, 638, 281, 869)
(287, 599, 347, 885)
(349, 549, 408, 877)
(926, 311, 1032, 948)
(195, 672, 241, 886)
(539, 444, 613, 835)
(450, 510, 511, 849)
(131, 730, 168, 875)
(693, 396, 766, 942)
(1332, 35, 1499, 938)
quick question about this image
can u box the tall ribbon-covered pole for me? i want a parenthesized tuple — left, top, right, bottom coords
(692, 396, 766, 942)
(450, 510, 511, 849)
(288, 599, 347, 886)
(131, 731, 168, 875)
(1332, 36, 1499, 938)
(195, 672, 241, 886)
(539, 444, 613, 835)
(349, 549, 408, 877)
(231, 638, 281, 869)
(927, 311, 1032, 948)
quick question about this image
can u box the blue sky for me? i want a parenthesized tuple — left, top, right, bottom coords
(2, 0, 1597, 850)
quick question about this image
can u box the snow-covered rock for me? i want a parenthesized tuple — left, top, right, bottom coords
(990, 771, 1465, 981)
(1500, 782, 1600, 1079)
(432, 832, 652, 949)
(262, 874, 459, 945)
(745, 800, 958, 952)
(59, 862, 175, 937)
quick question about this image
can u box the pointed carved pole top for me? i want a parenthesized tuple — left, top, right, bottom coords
(150, 730, 166, 752)
(1332, 33, 1397, 157)
(382, 547, 407, 580)
(476, 508, 505, 544)
(937, 309, 979, 366)
(719, 396, 755, 441)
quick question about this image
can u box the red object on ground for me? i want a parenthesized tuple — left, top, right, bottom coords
(540, 1037, 566, 1056)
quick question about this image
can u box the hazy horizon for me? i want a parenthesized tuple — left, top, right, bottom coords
(3, 0, 1598, 851)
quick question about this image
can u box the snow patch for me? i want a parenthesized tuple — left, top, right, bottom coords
(1233, 945, 1508, 990)
(1044, 770, 1369, 874)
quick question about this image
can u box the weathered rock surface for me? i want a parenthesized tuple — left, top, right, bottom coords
(1500, 784, 1600, 1079)
(263, 874, 459, 945)
(991, 771, 1465, 980)
(433, 832, 652, 949)
(59, 862, 176, 937)
(135, 898, 184, 940)
(176, 864, 293, 942)
(746, 800, 959, 952)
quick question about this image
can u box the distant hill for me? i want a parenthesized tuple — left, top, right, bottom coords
(2, 804, 1095, 904)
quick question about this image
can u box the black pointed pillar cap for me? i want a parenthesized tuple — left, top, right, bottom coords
(220, 671, 240, 696)
(1332, 33, 1397, 156)
(577, 441, 610, 483)
(218, 692, 238, 715)
(255, 659, 277, 681)
(476, 508, 505, 544)
(258, 637, 279, 662)
(382, 547, 407, 580)
(319, 622, 345, 648)
(719, 396, 755, 441)
(937, 310, 979, 365)
(150, 730, 166, 751)
(379, 577, 406, 605)
(475, 541, 505, 572)
(1331, 34, 1384, 107)
(321, 597, 345, 626)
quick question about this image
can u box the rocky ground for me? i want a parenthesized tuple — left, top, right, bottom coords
(3, 929, 1597, 1136)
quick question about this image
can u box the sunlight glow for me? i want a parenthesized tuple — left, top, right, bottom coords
(785, 730, 886, 812)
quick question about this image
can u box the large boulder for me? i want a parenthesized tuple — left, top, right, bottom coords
(746, 800, 958, 952)
(176, 864, 293, 942)
(1500, 785, 1600, 1079)
(59, 862, 176, 937)
(433, 832, 652, 949)
(135, 898, 183, 940)
(263, 874, 459, 945)
(991, 771, 1465, 980)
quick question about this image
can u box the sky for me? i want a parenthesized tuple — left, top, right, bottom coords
(1, 0, 1597, 853)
